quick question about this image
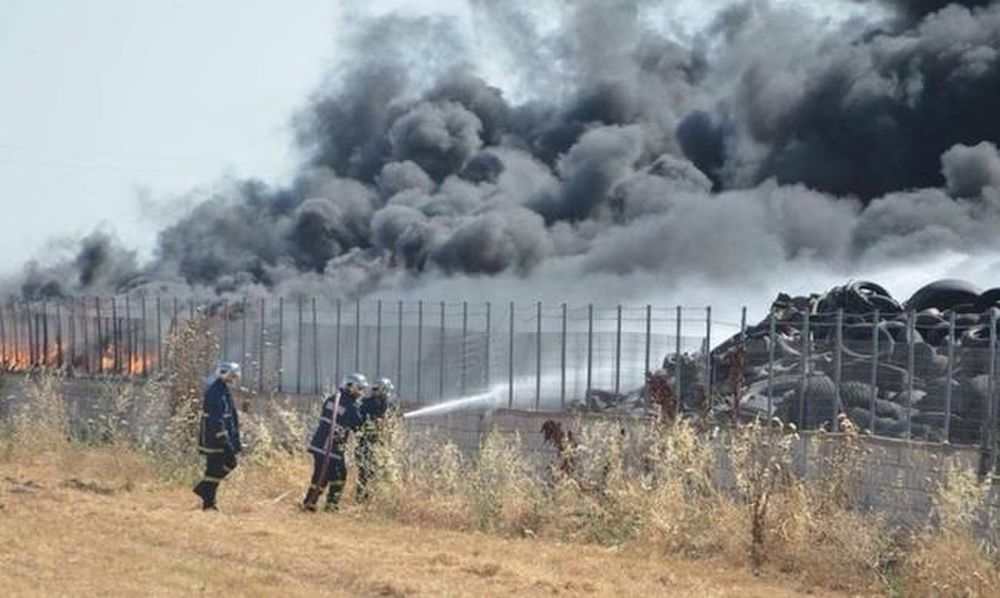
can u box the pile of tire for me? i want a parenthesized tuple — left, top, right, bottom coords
(709, 279, 1000, 445)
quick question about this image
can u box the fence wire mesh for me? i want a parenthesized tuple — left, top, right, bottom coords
(2, 296, 999, 451)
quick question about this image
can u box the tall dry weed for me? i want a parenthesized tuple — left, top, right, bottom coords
(3, 370, 70, 454)
(900, 467, 1000, 597)
(728, 418, 799, 569)
(134, 315, 219, 482)
(367, 422, 469, 525)
(768, 417, 898, 592)
(467, 429, 544, 535)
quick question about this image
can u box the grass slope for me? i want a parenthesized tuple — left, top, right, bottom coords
(0, 449, 840, 597)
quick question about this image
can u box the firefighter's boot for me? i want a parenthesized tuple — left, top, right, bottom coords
(302, 486, 321, 512)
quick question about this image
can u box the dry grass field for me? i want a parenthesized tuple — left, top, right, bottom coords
(1, 321, 998, 598)
(1, 449, 838, 598)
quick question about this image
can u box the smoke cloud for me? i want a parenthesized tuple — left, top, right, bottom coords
(11, 0, 1000, 316)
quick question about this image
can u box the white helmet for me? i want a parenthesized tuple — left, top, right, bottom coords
(371, 377, 394, 399)
(217, 361, 241, 377)
(341, 372, 368, 397)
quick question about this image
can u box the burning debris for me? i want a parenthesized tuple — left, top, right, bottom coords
(0, 298, 170, 378)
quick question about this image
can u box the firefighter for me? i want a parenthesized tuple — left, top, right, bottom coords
(193, 362, 242, 511)
(302, 372, 366, 512)
(356, 377, 396, 502)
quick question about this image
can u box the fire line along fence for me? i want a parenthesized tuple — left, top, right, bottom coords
(1, 295, 999, 450)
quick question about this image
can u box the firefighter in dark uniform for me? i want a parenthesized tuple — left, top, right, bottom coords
(356, 377, 396, 502)
(302, 372, 366, 512)
(193, 362, 242, 511)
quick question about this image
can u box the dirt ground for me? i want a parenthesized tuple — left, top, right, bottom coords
(0, 451, 850, 597)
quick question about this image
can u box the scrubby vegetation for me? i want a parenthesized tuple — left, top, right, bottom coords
(2, 317, 999, 596)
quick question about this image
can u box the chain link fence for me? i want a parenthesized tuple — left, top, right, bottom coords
(1, 295, 998, 454)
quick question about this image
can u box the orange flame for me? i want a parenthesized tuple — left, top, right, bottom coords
(1, 342, 156, 377)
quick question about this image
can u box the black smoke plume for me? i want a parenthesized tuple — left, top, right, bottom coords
(12, 1, 1000, 309)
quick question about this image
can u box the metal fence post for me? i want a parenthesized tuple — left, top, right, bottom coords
(12, 300, 17, 367)
(312, 297, 319, 394)
(296, 297, 304, 394)
(536, 301, 542, 410)
(12, 300, 21, 369)
(156, 297, 162, 374)
(258, 298, 266, 393)
(586, 304, 594, 400)
(417, 300, 424, 403)
(242, 297, 249, 378)
(95, 297, 103, 375)
(7, 299, 12, 367)
(172, 297, 178, 333)
(834, 309, 844, 429)
(509, 301, 515, 408)
(140, 296, 147, 375)
(705, 306, 713, 401)
(376, 299, 383, 378)
(0, 302, 6, 368)
(989, 310, 998, 460)
(42, 300, 49, 367)
(335, 299, 342, 387)
(82, 298, 90, 374)
(33, 300, 41, 368)
(396, 300, 403, 394)
(29, 300, 36, 369)
(675, 306, 682, 401)
(615, 304, 623, 397)
(355, 300, 361, 373)
(55, 301, 63, 368)
(277, 297, 284, 392)
(906, 310, 916, 440)
(946, 311, 956, 442)
(33, 300, 39, 367)
(767, 310, 776, 417)
(45, 302, 52, 367)
(439, 301, 446, 400)
(561, 303, 567, 409)
(798, 310, 810, 429)
(869, 310, 880, 435)
(738, 306, 747, 421)
(24, 302, 30, 367)
(122, 296, 129, 373)
(24, 301, 33, 367)
(68, 300, 75, 370)
(994, 312, 1000, 473)
(44, 301, 50, 367)
(222, 298, 229, 363)
(14, 299, 20, 368)
(111, 297, 119, 373)
(27, 302, 35, 367)
(485, 302, 491, 389)
(644, 304, 652, 375)
(375, 299, 382, 378)
(22, 302, 30, 367)
(34, 301, 41, 367)
(461, 301, 468, 397)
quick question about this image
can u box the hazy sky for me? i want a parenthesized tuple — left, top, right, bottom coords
(0, 0, 348, 275)
(0, 0, 872, 278)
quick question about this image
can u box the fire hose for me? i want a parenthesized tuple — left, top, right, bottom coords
(317, 390, 343, 497)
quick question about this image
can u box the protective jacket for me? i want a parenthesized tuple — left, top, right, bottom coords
(308, 390, 362, 456)
(358, 396, 393, 443)
(198, 377, 241, 455)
